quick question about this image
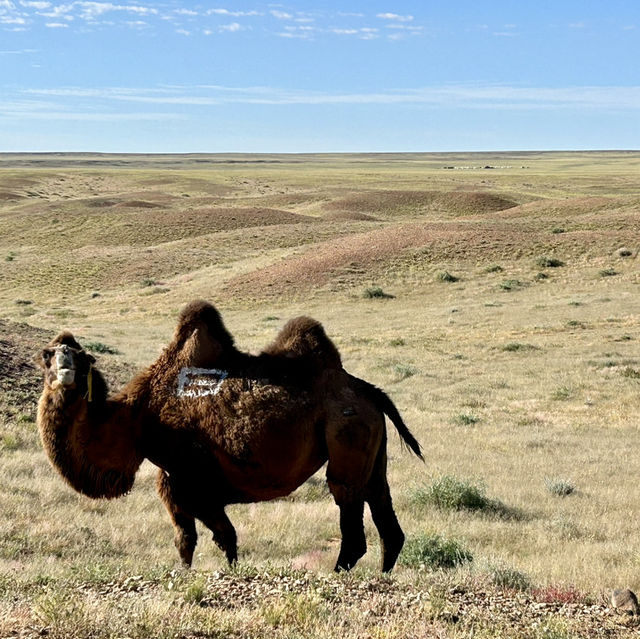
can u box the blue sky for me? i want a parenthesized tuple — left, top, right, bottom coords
(1, 1, 638, 152)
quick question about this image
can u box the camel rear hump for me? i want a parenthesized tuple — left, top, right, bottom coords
(263, 316, 342, 369)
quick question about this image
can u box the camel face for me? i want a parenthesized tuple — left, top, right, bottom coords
(39, 333, 94, 389)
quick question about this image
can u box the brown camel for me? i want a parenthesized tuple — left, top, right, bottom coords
(36, 300, 423, 572)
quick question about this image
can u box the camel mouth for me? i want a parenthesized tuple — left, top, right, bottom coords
(56, 368, 76, 385)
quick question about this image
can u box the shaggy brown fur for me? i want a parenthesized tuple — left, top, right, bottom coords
(36, 300, 422, 572)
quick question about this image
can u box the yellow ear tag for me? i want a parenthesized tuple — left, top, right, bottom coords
(86, 364, 93, 402)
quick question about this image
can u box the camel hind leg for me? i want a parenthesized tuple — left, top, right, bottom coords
(326, 409, 383, 571)
(365, 440, 405, 572)
(198, 509, 238, 565)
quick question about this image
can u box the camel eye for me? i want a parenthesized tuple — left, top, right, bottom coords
(42, 349, 54, 364)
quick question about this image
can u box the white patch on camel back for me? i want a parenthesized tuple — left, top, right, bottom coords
(176, 367, 228, 398)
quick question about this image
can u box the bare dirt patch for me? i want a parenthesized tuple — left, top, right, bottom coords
(323, 190, 517, 217)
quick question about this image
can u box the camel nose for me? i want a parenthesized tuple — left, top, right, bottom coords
(55, 346, 74, 370)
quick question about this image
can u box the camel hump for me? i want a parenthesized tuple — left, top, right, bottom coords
(174, 300, 235, 350)
(264, 316, 342, 369)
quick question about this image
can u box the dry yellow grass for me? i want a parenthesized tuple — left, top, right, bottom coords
(1, 151, 639, 637)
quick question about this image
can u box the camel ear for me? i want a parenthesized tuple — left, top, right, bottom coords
(38, 348, 55, 369)
(85, 352, 96, 364)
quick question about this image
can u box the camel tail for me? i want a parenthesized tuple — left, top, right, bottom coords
(350, 375, 424, 461)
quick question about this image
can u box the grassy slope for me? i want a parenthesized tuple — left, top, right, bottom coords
(0, 151, 639, 637)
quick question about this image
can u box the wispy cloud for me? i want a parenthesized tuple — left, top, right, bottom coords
(270, 10, 292, 20)
(21, 84, 640, 110)
(377, 13, 413, 22)
(219, 22, 245, 32)
(207, 8, 260, 17)
(45, 21, 68, 27)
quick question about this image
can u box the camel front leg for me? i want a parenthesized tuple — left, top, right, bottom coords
(156, 470, 198, 567)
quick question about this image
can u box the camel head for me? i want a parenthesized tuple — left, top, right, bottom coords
(39, 332, 95, 392)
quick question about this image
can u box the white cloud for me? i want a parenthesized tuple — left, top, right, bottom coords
(23, 84, 640, 111)
(219, 21, 243, 32)
(377, 13, 413, 22)
(569, 21, 585, 29)
(45, 21, 67, 26)
(174, 8, 197, 16)
(20, 0, 50, 8)
(207, 8, 260, 17)
(0, 15, 25, 23)
(175, 28, 189, 35)
(270, 10, 292, 20)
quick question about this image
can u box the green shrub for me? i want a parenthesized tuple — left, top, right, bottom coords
(393, 363, 417, 380)
(484, 264, 504, 273)
(621, 367, 640, 379)
(389, 338, 406, 347)
(551, 227, 566, 234)
(399, 533, 472, 570)
(490, 565, 531, 591)
(500, 279, 524, 291)
(501, 342, 538, 352)
(436, 271, 459, 283)
(599, 268, 618, 277)
(140, 277, 158, 287)
(411, 476, 490, 512)
(453, 413, 480, 426)
(536, 256, 564, 268)
(550, 386, 571, 401)
(84, 341, 119, 355)
(545, 478, 576, 497)
(363, 286, 394, 299)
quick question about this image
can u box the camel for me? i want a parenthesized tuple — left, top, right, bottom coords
(36, 300, 423, 572)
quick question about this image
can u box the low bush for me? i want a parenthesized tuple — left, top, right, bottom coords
(84, 341, 119, 355)
(501, 342, 539, 352)
(536, 256, 564, 268)
(399, 533, 472, 570)
(436, 271, 459, 283)
(489, 565, 531, 591)
(363, 286, 394, 299)
(452, 413, 480, 426)
(500, 279, 524, 291)
(545, 478, 576, 497)
(410, 475, 491, 512)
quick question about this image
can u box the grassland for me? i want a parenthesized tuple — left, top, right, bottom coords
(1, 151, 639, 637)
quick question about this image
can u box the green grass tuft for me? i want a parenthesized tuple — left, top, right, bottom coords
(489, 565, 532, 591)
(536, 256, 564, 268)
(84, 341, 119, 355)
(545, 478, 576, 497)
(453, 413, 480, 426)
(410, 476, 491, 512)
(436, 270, 459, 283)
(363, 286, 394, 299)
(399, 533, 472, 570)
